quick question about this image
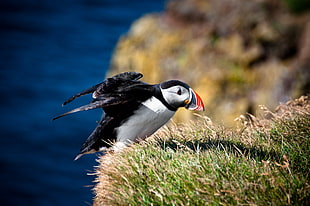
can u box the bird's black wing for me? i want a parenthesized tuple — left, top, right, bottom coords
(53, 72, 148, 120)
(61, 72, 143, 106)
(53, 83, 153, 120)
(52, 95, 132, 120)
(62, 82, 102, 106)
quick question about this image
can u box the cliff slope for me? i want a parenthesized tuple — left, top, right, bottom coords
(109, 0, 310, 125)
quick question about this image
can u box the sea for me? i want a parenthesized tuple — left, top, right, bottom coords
(0, 0, 165, 205)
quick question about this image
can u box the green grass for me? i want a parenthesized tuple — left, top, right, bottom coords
(93, 97, 310, 205)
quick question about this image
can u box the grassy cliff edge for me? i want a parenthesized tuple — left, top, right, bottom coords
(93, 96, 309, 205)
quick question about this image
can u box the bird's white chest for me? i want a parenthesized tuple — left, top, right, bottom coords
(116, 97, 175, 144)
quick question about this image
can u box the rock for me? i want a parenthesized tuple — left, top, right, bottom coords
(108, 0, 310, 126)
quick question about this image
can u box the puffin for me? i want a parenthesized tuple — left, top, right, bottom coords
(53, 72, 204, 160)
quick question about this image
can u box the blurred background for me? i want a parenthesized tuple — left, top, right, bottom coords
(0, 0, 309, 205)
(109, 0, 310, 124)
(0, 0, 164, 205)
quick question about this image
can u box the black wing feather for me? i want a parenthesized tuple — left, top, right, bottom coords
(62, 72, 143, 105)
(52, 96, 133, 120)
(62, 82, 102, 106)
(53, 72, 146, 120)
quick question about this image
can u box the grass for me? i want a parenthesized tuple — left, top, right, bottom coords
(93, 96, 310, 205)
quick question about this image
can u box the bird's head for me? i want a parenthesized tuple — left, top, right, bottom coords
(160, 80, 204, 111)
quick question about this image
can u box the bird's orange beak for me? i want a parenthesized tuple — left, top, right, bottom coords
(185, 89, 205, 111)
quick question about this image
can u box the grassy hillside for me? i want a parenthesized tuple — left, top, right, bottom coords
(93, 96, 309, 205)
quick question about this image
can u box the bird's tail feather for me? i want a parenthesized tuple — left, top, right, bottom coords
(74, 116, 114, 160)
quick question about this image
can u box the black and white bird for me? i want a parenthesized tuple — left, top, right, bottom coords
(53, 72, 204, 160)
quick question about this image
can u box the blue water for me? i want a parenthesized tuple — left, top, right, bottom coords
(0, 0, 165, 205)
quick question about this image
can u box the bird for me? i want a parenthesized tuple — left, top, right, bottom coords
(53, 72, 204, 160)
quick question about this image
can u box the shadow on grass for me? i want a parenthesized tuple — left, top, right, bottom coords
(156, 139, 281, 162)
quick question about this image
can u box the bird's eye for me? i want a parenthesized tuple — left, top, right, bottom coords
(177, 89, 182, 95)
